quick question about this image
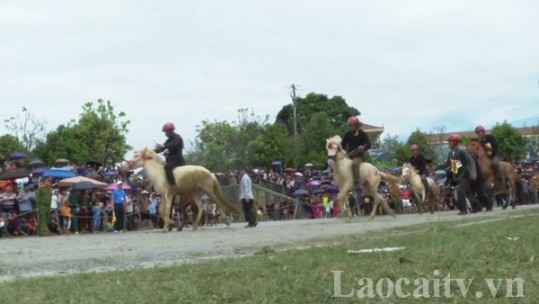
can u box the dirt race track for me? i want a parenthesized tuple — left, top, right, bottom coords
(1, 205, 537, 282)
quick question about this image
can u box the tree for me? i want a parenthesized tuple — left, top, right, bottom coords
(33, 100, 131, 167)
(3, 107, 47, 151)
(376, 134, 406, 167)
(248, 123, 292, 168)
(0, 134, 26, 160)
(491, 121, 527, 161)
(298, 112, 341, 167)
(275, 93, 360, 136)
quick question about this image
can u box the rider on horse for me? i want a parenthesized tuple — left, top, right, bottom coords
(475, 125, 503, 183)
(154, 122, 186, 186)
(409, 144, 430, 196)
(342, 116, 371, 184)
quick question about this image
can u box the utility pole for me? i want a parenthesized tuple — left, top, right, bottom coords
(290, 84, 298, 169)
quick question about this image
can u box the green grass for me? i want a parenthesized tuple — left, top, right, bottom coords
(2, 210, 539, 304)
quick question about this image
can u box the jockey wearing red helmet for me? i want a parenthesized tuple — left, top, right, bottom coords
(155, 122, 185, 186)
(409, 144, 430, 194)
(474, 125, 502, 181)
(342, 115, 371, 184)
(436, 133, 481, 215)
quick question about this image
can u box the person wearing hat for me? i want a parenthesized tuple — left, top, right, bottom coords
(35, 177, 52, 236)
(342, 116, 371, 185)
(436, 134, 482, 215)
(154, 122, 185, 186)
(409, 144, 431, 196)
(110, 181, 127, 233)
(138, 190, 152, 229)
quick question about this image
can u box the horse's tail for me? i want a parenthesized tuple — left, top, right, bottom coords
(211, 175, 242, 214)
(380, 172, 400, 195)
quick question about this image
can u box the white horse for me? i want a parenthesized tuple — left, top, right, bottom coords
(122, 147, 240, 232)
(326, 135, 399, 220)
(401, 163, 440, 214)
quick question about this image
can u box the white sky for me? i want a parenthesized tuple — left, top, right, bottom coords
(1, 1, 538, 153)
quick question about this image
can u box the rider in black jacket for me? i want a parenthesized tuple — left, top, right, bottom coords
(155, 122, 185, 186)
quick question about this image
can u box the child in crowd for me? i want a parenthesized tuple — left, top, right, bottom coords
(92, 202, 103, 233)
(60, 199, 72, 234)
(7, 210, 25, 236)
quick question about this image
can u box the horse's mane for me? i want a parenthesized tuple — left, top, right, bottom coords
(138, 147, 165, 165)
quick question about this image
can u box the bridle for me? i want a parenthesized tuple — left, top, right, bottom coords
(124, 148, 153, 170)
(326, 142, 345, 161)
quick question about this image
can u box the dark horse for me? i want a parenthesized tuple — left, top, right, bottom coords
(466, 138, 520, 209)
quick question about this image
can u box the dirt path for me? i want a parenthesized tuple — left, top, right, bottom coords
(1, 205, 537, 282)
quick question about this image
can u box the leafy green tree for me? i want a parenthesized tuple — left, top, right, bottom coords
(0, 134, 26, 160)
(248, 123, 292, 168)
(298, 112, 341, 167)
(491, 121, 527, 161)
(32, 100, 130, 167)
(275, 93, 360, 136)
(187, 120, 238, 171)
(405, 130, 437, 163)
(376, 134, 406, 167)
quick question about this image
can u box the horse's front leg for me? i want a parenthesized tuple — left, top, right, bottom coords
(161, 193, 173, 232)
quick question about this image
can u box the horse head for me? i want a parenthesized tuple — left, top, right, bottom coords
(326, 135, 343, 158)
(466, 138, 484, 157)
(401, 163, 412, 179)
(122, 147, 156, 171)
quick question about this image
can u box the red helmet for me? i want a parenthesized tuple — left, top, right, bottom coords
(347, 116, 360, 126)
(475, 125, 485, 133)
(411, 144, 419, 151)
(162, 122, 175, 131)
(447, 134, 460, 143)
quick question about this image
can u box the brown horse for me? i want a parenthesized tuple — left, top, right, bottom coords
(466, 139, 518, 208)
(401, 163, 440, 214)
(326, 135, 399, 221)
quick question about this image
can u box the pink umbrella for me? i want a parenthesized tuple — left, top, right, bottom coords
(107, 182, 131, 190)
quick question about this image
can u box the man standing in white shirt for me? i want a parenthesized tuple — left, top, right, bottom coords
(239, 167, 257, 228)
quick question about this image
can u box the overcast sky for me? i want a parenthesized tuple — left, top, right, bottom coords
(2, 1, 538, 153)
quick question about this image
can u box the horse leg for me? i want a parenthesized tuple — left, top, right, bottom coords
(192, 198, 204, 230)
(161, 194, 172, 232)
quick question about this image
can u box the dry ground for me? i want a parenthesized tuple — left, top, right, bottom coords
(1, 205, 537, 282)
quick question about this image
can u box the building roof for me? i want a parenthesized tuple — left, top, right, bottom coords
(361, 123, 384, 144)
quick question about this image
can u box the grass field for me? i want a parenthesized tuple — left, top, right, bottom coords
(2, 209, 538, 303)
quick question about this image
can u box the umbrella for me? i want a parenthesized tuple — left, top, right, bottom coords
(294, 172, 303, 177)
(10, 152, 27, 159)
(32, 167, 48, 175)
(293, 189, 309, 196)
(309, 180, 321, 186)
(312, 188, 326, 194)
(284, 167, 295, 172)
(107, 182, 131, 190)
(71, 181, 98, 191)
(323, 186, 340, 194)
(0, 171, 30, 180)
(26, 158, 45, 168)
(43, 168, 76, 178)
(435, 170, 447, 176)
(304, 163, 314, 167)
(55, 158, 70, 165)
(58, 176, 107, 188)
(104, 169, 117, 176)
(271, 160, 282, 166)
